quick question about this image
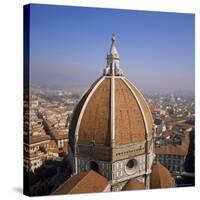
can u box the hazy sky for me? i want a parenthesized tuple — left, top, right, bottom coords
(29, 4, 195, 93)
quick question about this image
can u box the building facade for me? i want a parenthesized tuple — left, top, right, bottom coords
(155, 132, 190, 174)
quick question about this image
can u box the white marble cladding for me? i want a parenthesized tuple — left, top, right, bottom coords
(136, 175, 145, 184)
(75, 139, 154, 188)
(112, 154, 146, 182)
(145, 174, 150, 189)
(147, 139, 155, 170)
(113, 141, 146, 161)
(112, 180, 127, 192)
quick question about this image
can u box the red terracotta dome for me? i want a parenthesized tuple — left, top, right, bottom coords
(69, 35, 153, 151)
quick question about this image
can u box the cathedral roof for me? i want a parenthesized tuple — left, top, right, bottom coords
(150, 162, 175, 189)
(155, 145, 186, 156)
(69, 36, 153, 151)
(122, 179, 145, 191)
(52, 170, 109, 195)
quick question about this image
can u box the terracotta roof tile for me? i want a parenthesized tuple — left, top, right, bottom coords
(69, 76, 153, 148)
(78, 78, 111, 146)
(52, 170, 109, 195)
(150, 162, 174, 189)
(122, 179, 145, 191)
(125, 79, 153, 136)
(115, 79, 146, 144)
(68, 77, 102, 150)
(155, 133, 190, 156)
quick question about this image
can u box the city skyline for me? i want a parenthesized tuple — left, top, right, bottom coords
(30, 4, 195, 93)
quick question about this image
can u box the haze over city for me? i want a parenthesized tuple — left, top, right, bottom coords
(29, 4, 194, 94)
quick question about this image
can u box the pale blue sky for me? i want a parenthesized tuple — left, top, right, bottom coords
(29, 4, 195, 93)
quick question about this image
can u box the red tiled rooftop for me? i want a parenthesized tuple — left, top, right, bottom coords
(52, 170, 109, 195)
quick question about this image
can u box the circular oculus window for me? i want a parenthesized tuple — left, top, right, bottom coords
(87, 160, 99, 172)
(125, 159, 137, 175)
(126, 159, 137, 169)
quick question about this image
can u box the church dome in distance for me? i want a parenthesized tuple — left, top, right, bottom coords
(69, 35, 153, 150)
